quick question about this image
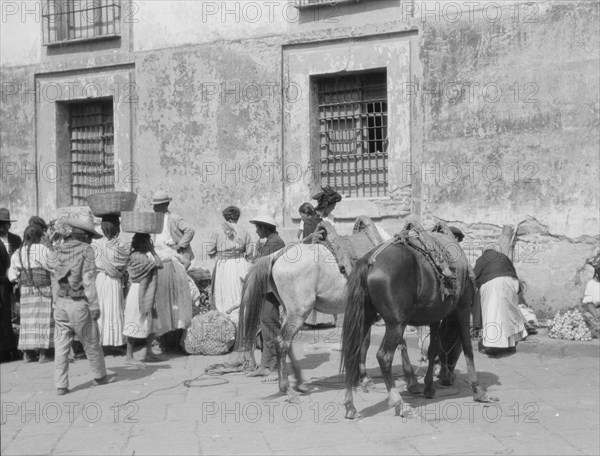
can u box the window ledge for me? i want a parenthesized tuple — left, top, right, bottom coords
(44, 34, 121, 47)
(295, 0, 361, 10)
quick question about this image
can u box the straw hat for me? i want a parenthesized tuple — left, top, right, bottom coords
(249, 214, 278, 228)
(152, 191, 172, 206)
(67, 213, 102, 239)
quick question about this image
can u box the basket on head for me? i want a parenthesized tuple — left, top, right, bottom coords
(121, 211, 164, 234)
(87, 191, 137, 216)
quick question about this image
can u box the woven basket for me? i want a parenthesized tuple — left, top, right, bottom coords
(87, 192, 137, 216)
(121, 211, 164, 234)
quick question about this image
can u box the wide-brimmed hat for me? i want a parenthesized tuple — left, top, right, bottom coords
(249, 214, 278, 228)
(0, 208, 16, 222)
(67, 214, 102, 239)
(152, 190, 172, 206)
(449, 226, 465, 242)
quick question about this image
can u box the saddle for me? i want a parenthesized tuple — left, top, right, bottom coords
(312, 215, 384, 277)
(369, 221, 475, 302)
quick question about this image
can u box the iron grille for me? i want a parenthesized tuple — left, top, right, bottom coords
(295, 0, 361, 8)
(69, 100, 115, 205)
(317, 72, 388, 197)
(43, 0, 121, 45)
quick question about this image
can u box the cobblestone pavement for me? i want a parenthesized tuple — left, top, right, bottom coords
(1, 326, 599, 455)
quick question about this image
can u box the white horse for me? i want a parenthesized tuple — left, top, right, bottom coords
(240, 243, 347, 397)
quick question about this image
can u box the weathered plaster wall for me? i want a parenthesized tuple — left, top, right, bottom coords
(1, 0, 598, 311)
(0, 67, 37, 234)
(132, 38, 285, 263)
(134, 0, 288, 51)
(0, 0, 41, 66)
(417, 1, 600, 312)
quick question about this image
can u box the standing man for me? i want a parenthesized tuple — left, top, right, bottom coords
(0, 208, 22, 362)
(49, 213, 108, 395)
(152, 191, 195, 268)
(246, 214, 285, 383)
(151, 190, 193, 345)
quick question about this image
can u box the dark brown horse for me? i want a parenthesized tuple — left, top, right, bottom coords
(341, 234, 491, 419)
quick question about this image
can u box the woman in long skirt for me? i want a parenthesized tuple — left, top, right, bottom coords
(123, 233, 164, 364)
(94, 215, 129, 348)
(474, 249, 528, 354)
(8, 225, 54, 363)
(206, 206, 253, 323)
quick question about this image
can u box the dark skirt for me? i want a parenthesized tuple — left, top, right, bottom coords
(0, 281, 17, 356)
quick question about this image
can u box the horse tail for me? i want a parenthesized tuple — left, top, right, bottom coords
(240, 256, 274, 350)
(341, 257, 371, 388)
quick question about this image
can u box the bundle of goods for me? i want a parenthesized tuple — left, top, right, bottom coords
(121, 211, 164, 234)
(549, 307, 597, 341)
(87, 191, 137, 216)
(181, 310, 236, 356)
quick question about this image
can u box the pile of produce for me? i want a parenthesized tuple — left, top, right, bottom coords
(549, 308, 594, 341)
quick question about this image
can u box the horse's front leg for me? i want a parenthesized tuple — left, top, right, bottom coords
(423, 322, 440, 398)
(376, 323, 405, 417)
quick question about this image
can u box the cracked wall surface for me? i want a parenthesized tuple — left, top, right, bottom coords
(1, 1, 598, 313)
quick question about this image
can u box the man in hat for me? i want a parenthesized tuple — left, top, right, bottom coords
(246, 214, 285, 383)
(48, 212, 108, 395)
(152, 190, 195, 267)
(0, 208, 22, 256)
(0, 208, 22, 362)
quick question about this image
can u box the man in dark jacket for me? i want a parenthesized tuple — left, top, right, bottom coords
(0, 208, 22, 362)
(246, 215, 285, 383)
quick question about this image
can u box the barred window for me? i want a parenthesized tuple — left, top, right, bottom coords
(43, 0, 121, 45)
(317, 71, 388, 198)
(69, 100, 115, 205)
(295, 0, 361, 8)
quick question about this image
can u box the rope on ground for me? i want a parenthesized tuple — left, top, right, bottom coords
(115, 374, 230, 408)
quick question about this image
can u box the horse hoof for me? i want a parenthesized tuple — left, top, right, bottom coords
(423, 387, 436, 399)
(286, 391, 301, 404)
(407, 383, 424, 395)
(344, 405, 359, 420)
(360, 377, 375, 392)
(293, 383, 309, 394)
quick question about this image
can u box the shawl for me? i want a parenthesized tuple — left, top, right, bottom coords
(127, 252, 157, 315)
(94, 237, 129, 279)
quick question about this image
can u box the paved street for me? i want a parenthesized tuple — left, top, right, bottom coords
(1, 326, 599, 456)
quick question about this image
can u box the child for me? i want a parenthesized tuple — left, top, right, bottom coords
(123, 233, 165, 364)
(297, 202, 318, 243)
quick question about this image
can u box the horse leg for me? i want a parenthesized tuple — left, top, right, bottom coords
(275, 316, 303, 400)
(359, 309, 377, 391)
(376, 323, 405, 417)
(423, 322, 440, 398)
(399, 332, 420, 396)
(458, 315, 490, 402)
